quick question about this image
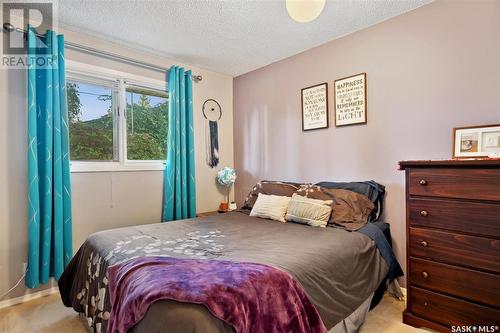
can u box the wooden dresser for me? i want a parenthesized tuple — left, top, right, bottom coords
(399, 160, 500, 332)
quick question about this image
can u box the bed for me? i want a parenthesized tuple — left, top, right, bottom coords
(58, 182, 402, 333)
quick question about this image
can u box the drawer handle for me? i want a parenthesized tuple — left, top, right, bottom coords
(420, 241, 428, 247)
(424, 301, 429, 307)
(421, 271, 429, 279)
(420, 210, 428, 217)
(419, 179, 427, 186)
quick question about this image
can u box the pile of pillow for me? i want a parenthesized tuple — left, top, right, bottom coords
(242, 180, 376, 231)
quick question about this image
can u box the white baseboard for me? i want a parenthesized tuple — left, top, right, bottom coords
(0, 286, 59, 309)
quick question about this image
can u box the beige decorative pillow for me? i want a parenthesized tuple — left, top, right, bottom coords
(285, 194, 333, 227)
(249, 193, 292, 222)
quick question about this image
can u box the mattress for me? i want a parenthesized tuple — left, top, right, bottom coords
(59, 211, 389, 333)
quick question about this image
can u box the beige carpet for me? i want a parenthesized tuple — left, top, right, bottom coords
(0, 292, 429, 333)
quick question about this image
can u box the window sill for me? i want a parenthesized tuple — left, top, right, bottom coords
(70, 161, 165, 173)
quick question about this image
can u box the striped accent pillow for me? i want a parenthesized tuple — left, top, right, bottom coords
(285, 194, 333, 227)
(242, 181, 300, 210)
(249, 193, 292, 222)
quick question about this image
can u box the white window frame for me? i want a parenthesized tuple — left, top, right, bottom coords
(67, 60, 168, 173)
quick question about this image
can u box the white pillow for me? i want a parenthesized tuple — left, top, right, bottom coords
(249, 193, 292, 223)
(285, 194, 333, 227)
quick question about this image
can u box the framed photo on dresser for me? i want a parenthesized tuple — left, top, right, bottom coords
(301, 83, 329, 131)
(453, 124, 500, 158)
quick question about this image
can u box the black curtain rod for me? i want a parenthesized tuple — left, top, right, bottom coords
(2, 22, 203, 83)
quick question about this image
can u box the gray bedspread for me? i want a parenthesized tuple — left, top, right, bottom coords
(59, 212, 388, 333)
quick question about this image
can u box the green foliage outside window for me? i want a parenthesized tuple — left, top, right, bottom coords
(126, 87, 168, 160)
(67, 82, 168, 161)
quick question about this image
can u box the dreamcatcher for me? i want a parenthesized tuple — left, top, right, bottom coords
(203, 99, 222, 168)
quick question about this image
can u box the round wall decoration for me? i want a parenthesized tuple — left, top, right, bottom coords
(202, 99, 222, 168)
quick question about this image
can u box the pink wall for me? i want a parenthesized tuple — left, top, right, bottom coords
(233, 0, 500, 282)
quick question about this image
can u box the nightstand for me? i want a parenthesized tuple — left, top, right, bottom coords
(196, 210, 225, 218)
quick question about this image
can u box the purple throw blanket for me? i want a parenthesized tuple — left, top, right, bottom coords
(107, 256, 327, 333)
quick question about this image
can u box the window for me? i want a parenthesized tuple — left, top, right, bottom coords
(126, 87, 168, 160)
(68, 79, 118, 161)
(67, 65, 168, 172)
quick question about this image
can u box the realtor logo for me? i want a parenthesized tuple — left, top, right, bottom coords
(1, 1, 57, 69)
(2, 2, 53, 54)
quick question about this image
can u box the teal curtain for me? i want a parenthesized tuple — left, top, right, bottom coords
(26, 27, 72, 288)
(162, 66, 196, 221)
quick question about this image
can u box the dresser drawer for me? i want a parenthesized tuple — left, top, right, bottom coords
(409, 198, 500, 238)
(409, 227, 500, 273)
(410, 257, 500, 308)
(408, 168, 500, 201)
(409, 287, 500, 327)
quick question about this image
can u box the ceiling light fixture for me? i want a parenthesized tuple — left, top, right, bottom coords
(286, 0, 326, 23)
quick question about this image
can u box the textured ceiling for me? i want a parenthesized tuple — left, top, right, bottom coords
(57, 0, 432, 76)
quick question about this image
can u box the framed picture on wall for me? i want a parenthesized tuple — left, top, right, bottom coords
(334, 73, 367, 126)
(453, 124, 500, 158)
(301, 82, 329, 131)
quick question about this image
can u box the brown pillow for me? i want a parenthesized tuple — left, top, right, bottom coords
(296, 184, 374, 231)
(242, 181, 301, 210)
